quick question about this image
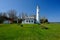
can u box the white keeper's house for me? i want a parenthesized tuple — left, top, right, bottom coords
(21, 5, 40, 24)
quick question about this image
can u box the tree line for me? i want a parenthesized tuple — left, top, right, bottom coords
(0, 10, 22, 24)
(0, 9, 49, 24)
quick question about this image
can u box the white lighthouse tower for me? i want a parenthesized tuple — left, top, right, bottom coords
(36, 5, 40, 24)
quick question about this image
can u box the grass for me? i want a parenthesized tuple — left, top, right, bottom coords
(0, 24, 60, 40)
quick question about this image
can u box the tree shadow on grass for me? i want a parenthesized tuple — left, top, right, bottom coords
(40, 24, 48, 30)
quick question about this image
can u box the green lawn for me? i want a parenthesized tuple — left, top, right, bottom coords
(0, 24, 60, 40)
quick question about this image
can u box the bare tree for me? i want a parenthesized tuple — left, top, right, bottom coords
(0, 13, 3, 23)
(8, 10, 17, 18)
(0, 12, 7, 23)
(7, 10, 18, 23)
(21, 12, 28, 20)
(18, 13, 22, 19)
(2, 12, 7, 17)
(0, 12, 2, 17)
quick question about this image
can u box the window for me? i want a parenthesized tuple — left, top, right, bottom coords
(26, 20, 28, 22)
(29, 20, 30, 23)
(31, 20, 33, 22)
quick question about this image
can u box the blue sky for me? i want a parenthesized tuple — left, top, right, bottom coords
(0, 0, 60, 22)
